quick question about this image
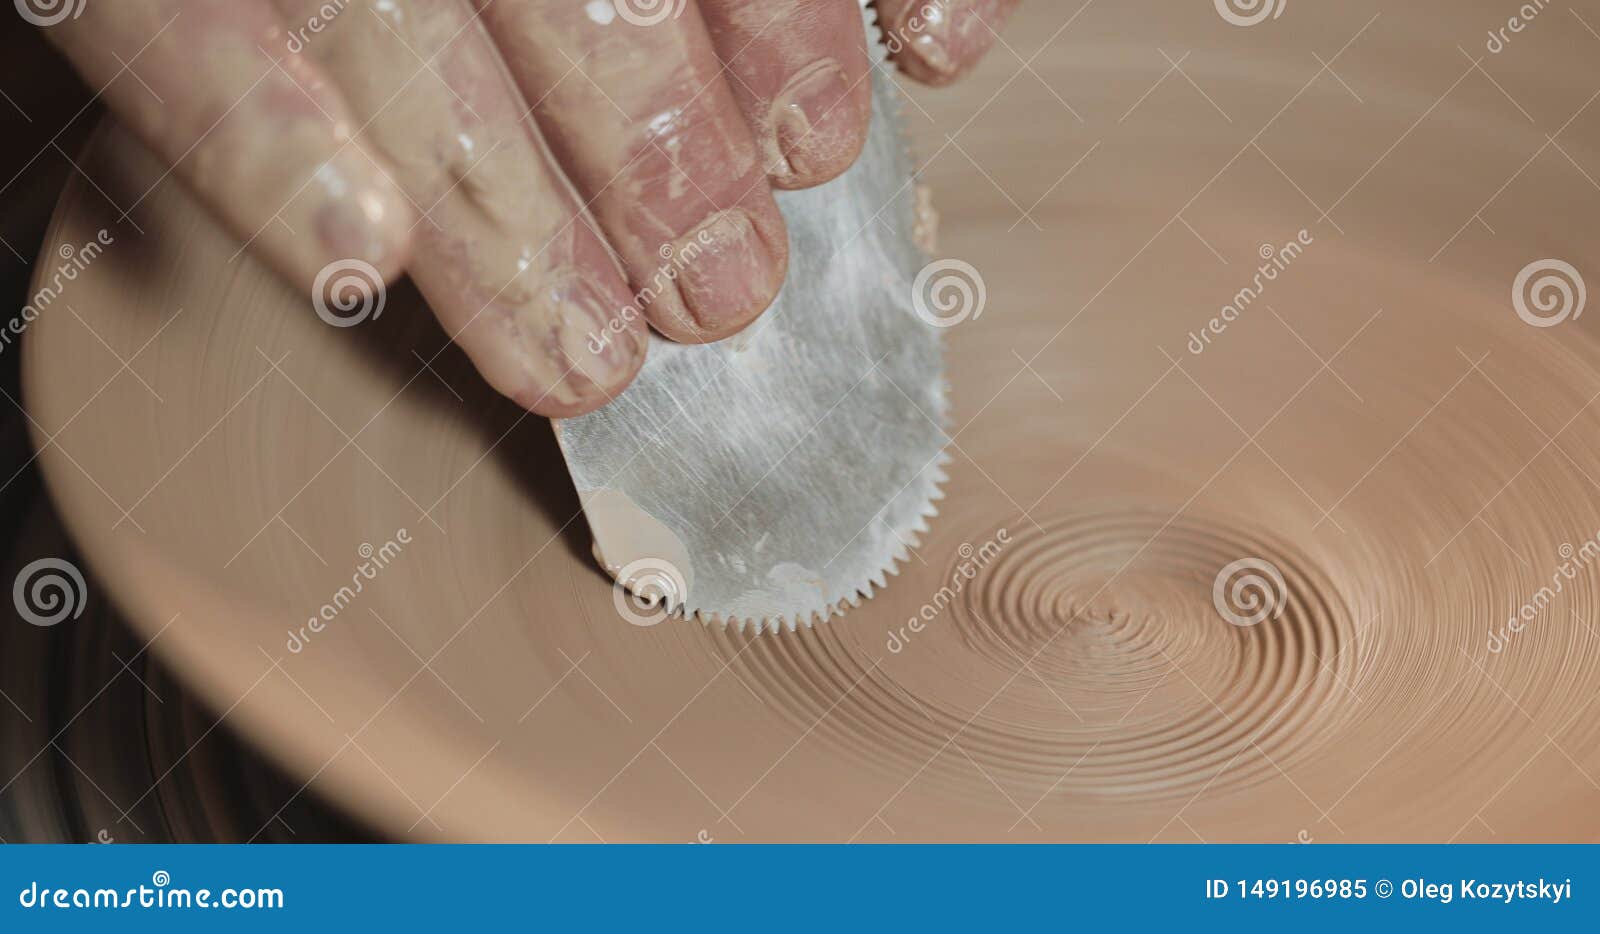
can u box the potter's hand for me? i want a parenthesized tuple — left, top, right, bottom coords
(37, 0, 1016, 415)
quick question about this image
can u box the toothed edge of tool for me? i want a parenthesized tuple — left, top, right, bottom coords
(677, 446, 952, 633)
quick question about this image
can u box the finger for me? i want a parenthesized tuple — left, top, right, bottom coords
(697, 0, 871, 189)
(478, 1, 787, 343)
(41, 0, 413, 290)
(877, 0, 1020, 86)
(275, 0, 645, 416)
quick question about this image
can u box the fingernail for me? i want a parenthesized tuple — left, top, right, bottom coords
(671, 209, 781, 335)
(770, 59, 863, 187)
(892, 0, 1010, 85)
(535, 271, 644, 415)
(904, 30, 957, 82)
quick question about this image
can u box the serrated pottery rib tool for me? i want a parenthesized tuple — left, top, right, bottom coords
(552, 12, 950, 632)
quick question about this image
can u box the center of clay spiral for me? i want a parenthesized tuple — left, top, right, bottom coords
(949, 512, 1359, 797)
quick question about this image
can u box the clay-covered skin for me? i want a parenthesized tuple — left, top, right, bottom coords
(36, 0, 1020, 413)
(697, 0, 873, 191)
(40, 1, 413, 292)
(476, 0, 789, 345)
(878, 0, 1021, 85)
